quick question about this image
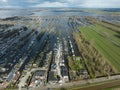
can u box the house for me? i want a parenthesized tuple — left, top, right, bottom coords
(48, 71, 57, 84)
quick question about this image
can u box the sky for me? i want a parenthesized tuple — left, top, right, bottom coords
(0, 0, 120, 8)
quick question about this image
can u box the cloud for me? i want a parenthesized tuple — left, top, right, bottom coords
(2, 0, 7, 3)
(31, 1, 68, 7)
(1, 0, 9, 8)
(0, 0, 120, 8)
(26, 0, 39, 3)
(79, 0, 120, 8)
(25, 0, 66, 3)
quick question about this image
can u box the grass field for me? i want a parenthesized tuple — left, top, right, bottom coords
(68, 56, 84, 71)
(77, 59, 84, 69)
(101, 86, 120, 90)
(79, 26, 120, 72)
(92, 25, 120, 45)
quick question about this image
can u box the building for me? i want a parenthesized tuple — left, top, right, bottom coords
(48, 71, 57, 84)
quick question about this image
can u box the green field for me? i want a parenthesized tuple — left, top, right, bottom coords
(79, 25, 120, 72)
(92, 25, 120, 44)
(68, 56, 84, 71)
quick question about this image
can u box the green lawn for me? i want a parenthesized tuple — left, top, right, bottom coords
(92, 25, 120, 44)
(77, 59, 84, 69)
(68, 56, 78, 71)
(68, 56, 85, 71)
(79, 26, 120, 72)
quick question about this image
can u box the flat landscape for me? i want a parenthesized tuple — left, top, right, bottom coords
(79, 25, 120, 72)
(0, 8, 120, 90)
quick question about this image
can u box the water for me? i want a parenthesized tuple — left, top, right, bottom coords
(0, 8, 102, 19)
(33, 10, 94, 16)
(0, 9, 31, 18)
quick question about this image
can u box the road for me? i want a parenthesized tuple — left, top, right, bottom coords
(73, 80, 120, 90)
(16, 75, 120, 90)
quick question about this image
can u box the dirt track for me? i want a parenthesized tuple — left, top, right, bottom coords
(74, 80, 120, 90)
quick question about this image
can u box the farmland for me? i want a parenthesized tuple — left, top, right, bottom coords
(79, 24, 120, 72)
(0, 8, 120, 90)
